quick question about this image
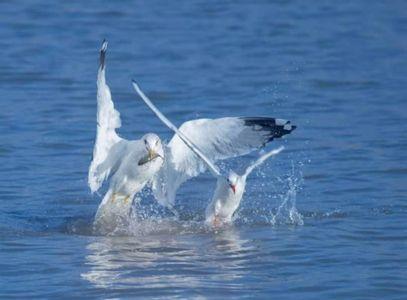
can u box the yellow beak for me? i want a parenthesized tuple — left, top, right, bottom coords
(148, 149, 156, 160)
(138, 148, 162, 166)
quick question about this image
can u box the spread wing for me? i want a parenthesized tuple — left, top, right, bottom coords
(153, 117, 295, 206)
(131, 81, 296, 207)
(88, 40, 123, 193)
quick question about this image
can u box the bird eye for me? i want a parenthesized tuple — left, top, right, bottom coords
(155, 139, 159, 146)
(144, 139, 147, 145)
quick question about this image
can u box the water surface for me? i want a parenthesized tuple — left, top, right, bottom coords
(1, 1, 407, 299)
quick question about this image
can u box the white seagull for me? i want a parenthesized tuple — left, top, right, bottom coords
(88, 41, 164, 231)
(132, 82, 292, 227)
(204, 147, 284, 227)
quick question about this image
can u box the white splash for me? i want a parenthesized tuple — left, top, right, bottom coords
(270, 162, 304, 226)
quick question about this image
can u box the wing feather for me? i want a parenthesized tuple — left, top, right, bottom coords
(88, 40, 122, 193)
(153, 117, 296, 206)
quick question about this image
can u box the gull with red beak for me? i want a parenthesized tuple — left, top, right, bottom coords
(132, 82, 287, 227)
(204, 147, 284, 227)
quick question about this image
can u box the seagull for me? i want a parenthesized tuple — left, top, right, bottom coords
(204, 147, 284, 227)
(88, 41, 164, 231)
(132, 81, 293, 226)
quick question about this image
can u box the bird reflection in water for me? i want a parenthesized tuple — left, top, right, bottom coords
(81, 224, 256, 291)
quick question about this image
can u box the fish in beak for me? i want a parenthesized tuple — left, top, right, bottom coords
(229, 184, 236, 194)
(138, 149, 161, 166)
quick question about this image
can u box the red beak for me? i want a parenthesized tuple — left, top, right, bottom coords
(229, 184, 236, 194)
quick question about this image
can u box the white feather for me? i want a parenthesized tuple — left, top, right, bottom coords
(88, 41, 122, 193)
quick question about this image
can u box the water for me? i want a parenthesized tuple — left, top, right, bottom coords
(1, 1, 406, 298)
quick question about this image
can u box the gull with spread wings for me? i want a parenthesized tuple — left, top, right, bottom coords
(88, 41, 164, 231)
(132, 81, 295, 226)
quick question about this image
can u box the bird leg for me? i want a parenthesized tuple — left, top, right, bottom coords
(213, 215, 222, 228)
(110, 193, 131, 204)
(111, 193, 117, 203)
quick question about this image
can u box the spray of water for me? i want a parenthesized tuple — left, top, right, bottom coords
(89, 155, 305, 236)
(270, 163, 304, 226)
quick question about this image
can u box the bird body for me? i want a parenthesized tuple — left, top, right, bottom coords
(204, 147, 284, 226)
(93, 140, 163, 232)
(104, 139, 163, 197)
(205, 174, 246, 225)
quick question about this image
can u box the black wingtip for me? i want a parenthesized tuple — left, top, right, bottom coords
(99, 39, 108, 69)
(101, 39, 108, 52)
(241, 117, 297, 144)
(131, 79, 140, 91)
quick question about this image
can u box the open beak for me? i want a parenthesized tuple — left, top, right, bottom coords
(138, 149, 161, 166)
(229, 184, 236, 194)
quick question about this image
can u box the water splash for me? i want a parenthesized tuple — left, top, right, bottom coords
(88, 156, 306, 236)
(270, 166, 304, 226)
(233, 155, 305, 227)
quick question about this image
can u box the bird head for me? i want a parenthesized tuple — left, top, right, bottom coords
(138, 133, 164, 165)
(227, 170, 239, 194)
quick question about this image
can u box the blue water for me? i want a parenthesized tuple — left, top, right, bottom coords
(1, 1, 407, 298)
